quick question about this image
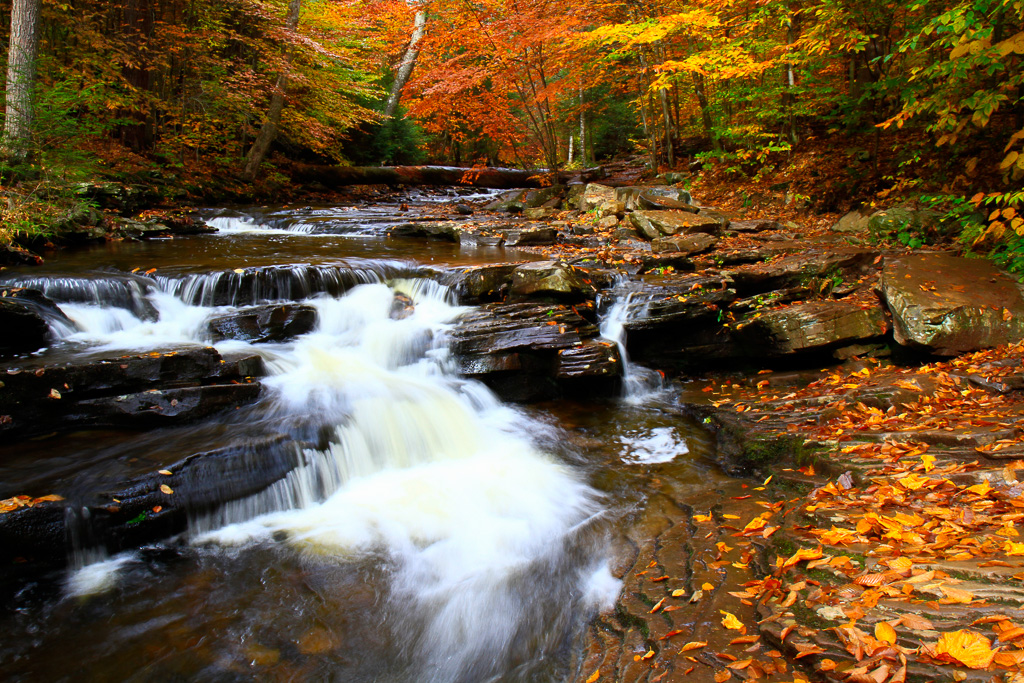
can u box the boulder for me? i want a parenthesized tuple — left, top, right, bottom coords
(510, 261, 597, 300)
(387, 221, 461, 241)
(736, 300, 889, 356)
(0, 288, 71, 357)
(0, 298, 50, 357)
(617, 185, 693, 210)
(579, 183, 617, 211)
(206, 304, 318, 343)
(484, 189, 526, 212)
(867, 207, 943, 241)
(880, 253, 1024, 355)
(445, 263, 521, 303)
(832, 210, 871, 234)
(449, 301, 619, 400)
(651, 233, 718, 255)
(503, 226, 557, 246)
(596, 199, 625, 218)
(630, 210, 723, 240)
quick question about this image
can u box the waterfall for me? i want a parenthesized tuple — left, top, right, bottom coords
(40, 265, 617, 682)
(599, 291, 664, 403)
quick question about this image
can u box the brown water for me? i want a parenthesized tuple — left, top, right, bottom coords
(0, 194, 726, 683)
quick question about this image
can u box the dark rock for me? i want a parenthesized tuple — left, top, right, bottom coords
(678, 401, 805, 475)
(71, 383, 262, 428)
(455, 203, 474, 215)
(510, 261, 598, 300)
(0, 347, 264, 439)
(651, 233, 718, 255)
(503, 226, 557, 246)
(449, 301, 619, 400)
(735, 300, 889, 356)
(630, 210, 723, 239)
(387, 221, 461, 241)
(390, 293, 415, 320)
(0, 435, 301, 567)
(638, 254, 695, 274)
(880, 253, 1024, 355)
(444, 263, 521, 303)
(206, 304, 317, 343)
(0, 298, 50, 357)
(0, 288, 72, 357)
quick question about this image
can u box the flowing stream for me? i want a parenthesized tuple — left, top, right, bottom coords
(0, 194, 725, 682)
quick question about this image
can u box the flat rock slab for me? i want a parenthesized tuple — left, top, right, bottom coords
(738, 299, 889, 356)
(630, 210, 722, 239)
(880, 253, 1024, 355)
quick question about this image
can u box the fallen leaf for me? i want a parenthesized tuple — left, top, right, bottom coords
(875, 622, 897, 645)
(714, 670, 732, 682)
(934, 630, 995, 669)
(679, 641, 707, 652)
(159, 484, 174, 495)
(721, 611, 745, 631)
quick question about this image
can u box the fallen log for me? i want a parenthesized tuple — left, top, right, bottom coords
(292, 164, 603, 189)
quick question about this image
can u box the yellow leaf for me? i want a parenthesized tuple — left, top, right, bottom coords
(940, 586, 974, 604)
(159, 484, 174, 495)
(782, 546, 823, 569)
(921, 454, 936, 473)
(966, 480, 991, 496)
(720, 611, 744, 630)
(158, 470, 172, 476)
(1005, 541, 1024, 556)
(935, 630, 995, 669)
(1001, 152, 1020, 170)
(679, 641, 707, 652)
(586, 671, 600, 683)
(702, 582, 715, 591)
(694, 514, 711, 522)
(875, 622, 897, 645)
(722, 514, 740, 520)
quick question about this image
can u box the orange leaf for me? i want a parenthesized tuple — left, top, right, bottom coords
(679, 641, 707, 652)
(721, 611, 745, 631)
(875, 622, 897, 645)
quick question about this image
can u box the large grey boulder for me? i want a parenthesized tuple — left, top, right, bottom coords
(880, 253, 1024, 355)
(579, 183, 617, 211)
(630, 210, 723, 239)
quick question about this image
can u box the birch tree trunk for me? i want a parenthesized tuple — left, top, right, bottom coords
(384, 9, 426, 118)
(2, 0, 42, 163)
(242, 0, 302, 181)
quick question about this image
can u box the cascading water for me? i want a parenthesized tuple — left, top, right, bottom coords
(599, 291, 665, 403)
(4, 256, 619, 682)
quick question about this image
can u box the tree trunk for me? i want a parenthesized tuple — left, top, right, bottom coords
(384, 9, 426, 119)
(242, 0, 302, 181)
(2, 0, 42, 163)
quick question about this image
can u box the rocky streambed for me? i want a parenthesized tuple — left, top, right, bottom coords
(1, 185, 1023, 682)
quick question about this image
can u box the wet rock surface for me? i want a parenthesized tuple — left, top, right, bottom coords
(206, 303, 318, 343)
(880, 253, 1024, 355)
(449, 300, 620, 400)
(0, 346, 264, 439)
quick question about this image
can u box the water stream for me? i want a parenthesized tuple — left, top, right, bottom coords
(0, 193, 724, 682)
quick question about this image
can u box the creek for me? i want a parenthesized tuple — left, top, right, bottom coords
(0, 190, 731, 682)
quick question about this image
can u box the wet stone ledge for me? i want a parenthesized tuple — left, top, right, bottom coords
(0, 346, 265, 440)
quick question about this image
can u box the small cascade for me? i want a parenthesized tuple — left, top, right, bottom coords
(155, 262, 421, 307)
(0, 274, 157, 319)
(600, 291, 665, 402)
